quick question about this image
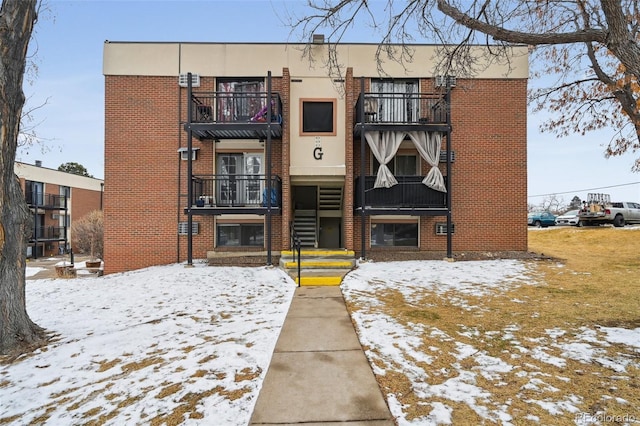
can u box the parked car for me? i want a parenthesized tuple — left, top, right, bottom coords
(555, 209, 581, 226)
(528, 211, 556, 227)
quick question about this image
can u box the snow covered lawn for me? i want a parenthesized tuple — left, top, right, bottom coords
(2, 257, 639, 425)
(1, 264, 295, 425)
(342, 260, 640, 425)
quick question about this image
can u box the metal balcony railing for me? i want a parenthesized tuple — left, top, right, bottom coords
(355, 92, 448, 124)
(30, 226, 66, 241)
(25, 192, 67, 209)
(191, 92, 282, 124)
(355, 176, 447, 209)
(192, 175, 282, 208)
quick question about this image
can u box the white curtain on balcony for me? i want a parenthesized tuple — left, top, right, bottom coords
(407, 131, 447, 192)
(365, 130, 406, 188)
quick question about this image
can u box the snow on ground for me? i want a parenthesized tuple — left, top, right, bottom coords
(1, 263, 295, 425)
(3, 259, 639, 425)
(342, 260, 640, 426)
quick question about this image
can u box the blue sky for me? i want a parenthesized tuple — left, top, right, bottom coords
(19, 0, 640, 207)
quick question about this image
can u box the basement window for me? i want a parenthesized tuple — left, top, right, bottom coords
(217, 224, 264, 247)
(371, 223, 417, 247)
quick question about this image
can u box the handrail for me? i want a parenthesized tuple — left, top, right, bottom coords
(290, 222, 302, 287)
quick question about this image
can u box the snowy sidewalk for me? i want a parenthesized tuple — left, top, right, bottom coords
(249, 286, 393, 425)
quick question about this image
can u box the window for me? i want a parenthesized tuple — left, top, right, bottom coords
(178, 222, 199, 235)
(217, 78, 265, 122)
(371, 223, 418, 247)
(57, 185, 71, 208)
(216, 153, 263, 206)
(26, 181, 44, 206)
(371, 79, 419, 122)
(301, 99, 336, 135)
(217, 224, 264, 247)
(373, 154, 418, 175)
(435, 222, 455, 235)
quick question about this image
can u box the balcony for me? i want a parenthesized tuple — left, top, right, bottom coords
(354, 176, 447, 215)
(25, 192, 68, 209)
(188, 175, 282, 215)
(29, 226, 66, 241)
(188, 92, 283, 140)
(354, 92, 450, 135)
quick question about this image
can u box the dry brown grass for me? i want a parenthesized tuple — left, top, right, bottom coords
(349, 226, 640, 424)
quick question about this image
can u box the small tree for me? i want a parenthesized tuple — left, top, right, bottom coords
(71, 210, 103, 261)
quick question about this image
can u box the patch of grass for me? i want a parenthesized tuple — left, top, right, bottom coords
(353, 226, 640, 423)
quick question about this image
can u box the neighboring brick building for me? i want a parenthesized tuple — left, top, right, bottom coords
(15, 161, 104, 258)
(103, 41, 528, 275)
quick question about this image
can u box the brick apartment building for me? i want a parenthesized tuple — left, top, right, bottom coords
(103, 41, 528, 275)
(15, 161, 104, 258)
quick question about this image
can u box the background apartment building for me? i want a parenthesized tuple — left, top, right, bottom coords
(15, 161, 104, 258)
(103, 41, 529, 274)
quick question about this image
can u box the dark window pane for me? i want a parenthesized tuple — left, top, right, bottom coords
(371, 223, 417, 247)
(241, 225, 264, 246)
(303, 101, 334, 133)
(217, 224, 264, 247)
(394, 223, 418, 246)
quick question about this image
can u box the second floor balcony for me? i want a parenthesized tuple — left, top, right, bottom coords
(355, 175, 448, 215)
(188, 92, 283, 140)
(188, 174, 282, 215)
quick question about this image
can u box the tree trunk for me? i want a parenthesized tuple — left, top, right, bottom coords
(0, 0, 47, 357)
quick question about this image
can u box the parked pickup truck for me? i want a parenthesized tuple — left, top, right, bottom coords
(578, 193, 640, 227)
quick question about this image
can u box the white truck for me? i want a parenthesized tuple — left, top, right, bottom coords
(578, 193, 640, 227)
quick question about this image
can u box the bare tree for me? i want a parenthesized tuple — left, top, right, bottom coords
(539, 194, 565, 214)
(71, 210, 103, 261)
(0, 0, 46, 357)
(287, 1, 640, 170)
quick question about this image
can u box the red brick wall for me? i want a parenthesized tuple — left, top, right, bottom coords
(105, 73, 527, 273)
(105, 75, 286, 274)
(104, 76, 182, 273)
(446, 78, 528, 252)
(348, 77, 528, 255)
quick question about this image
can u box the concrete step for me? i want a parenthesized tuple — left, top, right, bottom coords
(288, 269, 351, 286)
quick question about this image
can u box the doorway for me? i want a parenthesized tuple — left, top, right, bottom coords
(291, 185, 343, 249)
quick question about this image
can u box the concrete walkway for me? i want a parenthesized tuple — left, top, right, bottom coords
(249, 286, 394, 425)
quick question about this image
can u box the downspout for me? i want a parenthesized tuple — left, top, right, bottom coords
(446, 86, 453, 259)
(266, 71, 273, 265)
(360, 77, 366, 260)
(186, 72, 194, 266)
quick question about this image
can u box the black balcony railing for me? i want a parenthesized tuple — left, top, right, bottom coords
(25, 192, 67, 208)
(355, 175, 447, 210)
(192, 175, 282, 208)
(355, 92, 448, 124)
(192, 92, 282, 124)
(30, 226, 66, 241)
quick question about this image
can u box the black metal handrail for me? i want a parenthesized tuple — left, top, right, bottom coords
(354, 175, 447, 209)
(191, 174, 282, 207)
(290, 222, 302, 287)
(355, 92, 448, 124)
(191, 92, 283, 124)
